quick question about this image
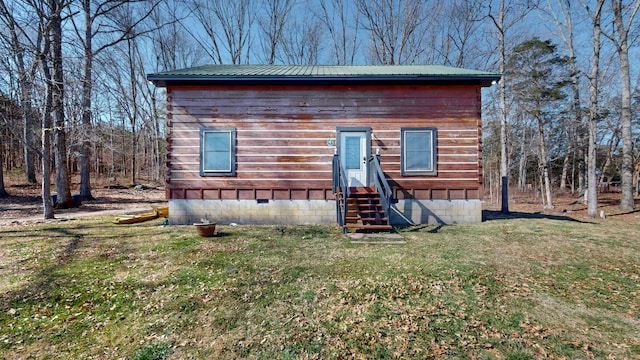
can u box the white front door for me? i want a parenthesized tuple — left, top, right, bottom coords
(339, 131, 368, 187)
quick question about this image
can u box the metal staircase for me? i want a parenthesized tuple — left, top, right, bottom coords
(333, 154, 393, 233)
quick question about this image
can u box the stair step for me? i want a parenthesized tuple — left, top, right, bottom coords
(352, 203, 383, 208)
(345, 211, 386, 216)
(349, 186, 377, 193)
(350, 198, 382, 203)
(340, 186, 391, 233)
(346, 216, 388, 221)
(362, 219, 389, 224)
(349, 193, 380, 199)
(347, 196, 381, 201)
(344, 224, 393, 231)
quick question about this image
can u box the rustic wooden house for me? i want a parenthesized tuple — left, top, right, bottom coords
(147, 65, 500, 231)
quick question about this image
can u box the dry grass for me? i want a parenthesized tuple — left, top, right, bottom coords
(1, 214, 639, 359)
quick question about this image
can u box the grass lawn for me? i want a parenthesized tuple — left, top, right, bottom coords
(1, 215, 639, 359)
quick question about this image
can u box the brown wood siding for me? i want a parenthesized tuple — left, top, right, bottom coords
(165, 84, 483, 201)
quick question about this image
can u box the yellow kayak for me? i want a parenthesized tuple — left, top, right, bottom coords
(113, 207, 168, 224)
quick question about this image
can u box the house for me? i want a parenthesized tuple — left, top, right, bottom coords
(147, 65, 500, 230)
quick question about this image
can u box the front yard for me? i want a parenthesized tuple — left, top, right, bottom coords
(1, 214, 639, 359)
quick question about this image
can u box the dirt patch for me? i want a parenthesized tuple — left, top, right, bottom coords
(0, 181, 166, 226)
(483, 189, 640, 222)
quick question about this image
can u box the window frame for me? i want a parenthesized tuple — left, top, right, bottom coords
(199, 127, 236, 176)
(401, 127, 437, 176)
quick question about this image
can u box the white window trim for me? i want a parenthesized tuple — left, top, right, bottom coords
(200, 128, 236, 176)
(401, 128, 437, 176)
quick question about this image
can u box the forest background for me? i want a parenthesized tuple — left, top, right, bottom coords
(0, 0, 639, 219)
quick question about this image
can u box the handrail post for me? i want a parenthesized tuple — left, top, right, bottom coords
(333, 154, 349, 231)
(332, 154, 339, 194)
(332, 154, 341, 227)
(369, 154, 392, 225)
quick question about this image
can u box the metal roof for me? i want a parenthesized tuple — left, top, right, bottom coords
(147, 64, 501, 87)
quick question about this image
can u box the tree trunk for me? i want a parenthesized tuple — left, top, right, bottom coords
(611, 0, 638, 211)
(560, 139, 570, 191)
(80, 40, 94, 199)
(598, 133, 620, 189)
(518, 124, 528, 190)
(3, 1, 37, 184)
(42, 99, 55, 219)
(537, 117, 553, 209)
(617, 36, 635, 211)
(497, 0, 509, 213)
(586, 0, 604, 218)
(576, 144, 586, 202)
(131, 136, 137, 185)
(151, 94, 162, 182)
(77, 0, 98, 200)
(0, 135, 8, 197)
(50, 0, 73, 209)
(23, 110, 37, 184)
(39, 26, 55, 219)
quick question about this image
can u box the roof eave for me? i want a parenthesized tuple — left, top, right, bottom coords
(146, 75, 501, 88)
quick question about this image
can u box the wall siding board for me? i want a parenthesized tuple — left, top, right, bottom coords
(166, 84, 483, 201)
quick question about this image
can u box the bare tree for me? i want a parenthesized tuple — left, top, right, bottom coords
(188, 0, 221, 64)
(1, 0, 57, 217)
(316, 0, 360, 65)
(150, 0, 205, 71)
(440, 0, 486, 68)
(46, 0, 74, 209)
(280, 10, 323, 64)
(489, 0, 510, 213)
(355, 0, 431, 65)
(578, 0, 606, 218)
(487, 0, 538, 213)
(0, 134, 6, 197)
(0, 96, 13, 197)
(213, 0, 255, 64)
(516, 114, 533, 190)
(544, 0, 584, 195)
(603, 0, 640, 211)
(257, 0, 293, 64)
(32, 0, 56, 218)
(0, 0, 38, 184)
(70, 0, 160, 200)
(189, 0, 255, 64)
(41, 77, 55, 218)
(101, 10, 155, 186)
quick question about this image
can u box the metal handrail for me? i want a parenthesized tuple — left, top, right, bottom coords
(369, 154, 392, 222)
(332, 154, 350, 229)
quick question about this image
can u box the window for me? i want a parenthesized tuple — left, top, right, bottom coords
(344, 135, 362, 170)
(200, 128, 236, 176)
(401, 128, 437, 176)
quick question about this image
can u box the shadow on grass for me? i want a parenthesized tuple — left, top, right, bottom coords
(605, 209, 640, 218)
(0, 221, 168, 310)
(209, 231, 233, 238)
(0, 226, 84, 310)
(482, 210, 594, 223)
(395, 224, 445, 233)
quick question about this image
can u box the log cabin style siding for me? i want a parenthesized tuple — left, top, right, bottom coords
(149, 65, 500, 225)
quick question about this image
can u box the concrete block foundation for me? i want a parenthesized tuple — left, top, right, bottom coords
(389, 199, 482, 225)
(169, 198, 481, 226)
(169, 199, 336, 225)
